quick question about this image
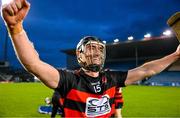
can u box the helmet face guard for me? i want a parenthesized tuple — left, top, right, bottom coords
(76, 36, 106, 72)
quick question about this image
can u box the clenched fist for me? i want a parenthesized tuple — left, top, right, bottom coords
(1, 0, 30, 34)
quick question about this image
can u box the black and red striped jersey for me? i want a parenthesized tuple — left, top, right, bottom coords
(115, 87, 124, 109)
(56, 69, 127, 117)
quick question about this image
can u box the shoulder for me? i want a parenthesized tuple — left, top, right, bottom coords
(57, 68, 75, 76)
(57, 68, 82, 82)
(103, 69, 128, 76)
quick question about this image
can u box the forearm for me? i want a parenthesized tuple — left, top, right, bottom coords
(9, 24, 40, 72)
(9, 26, 59, 88)
(141, 52, 179, 77)
(126, 51, 179, 85)
(2, 0, 60, 89)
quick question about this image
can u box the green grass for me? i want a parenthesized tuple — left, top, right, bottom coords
(122, 86, 180, 117)
(0, 83, 180, 117)
(0, 83, 53, 117)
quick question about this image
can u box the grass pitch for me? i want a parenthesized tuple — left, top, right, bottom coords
(122, 85, 180, 117)
(0, 83, 52, 117)
(0, 83, 180, 117)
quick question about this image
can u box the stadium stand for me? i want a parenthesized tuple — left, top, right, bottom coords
(61, 36, 180, 86)
(144, 71, 180, 86)
(0, 61, 34, 82)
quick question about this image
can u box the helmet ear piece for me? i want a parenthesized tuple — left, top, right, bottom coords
(79, 53, 85, 63)
(76, 51, 85, 63)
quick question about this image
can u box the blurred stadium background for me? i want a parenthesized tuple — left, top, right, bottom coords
(1, 35, 180, 85)
(0, 35, 180, 117)
(0, 0, 180, 117)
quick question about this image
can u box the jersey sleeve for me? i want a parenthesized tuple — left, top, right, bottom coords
(108, 71, 128, 87)
(55, 69, 76, 97)
(115, 87, 124, 109)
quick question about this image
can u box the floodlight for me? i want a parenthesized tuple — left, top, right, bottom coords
(128, 36, 134, 41)
(102, 40, 106, 44)
(163, 30, 172, 36)
(144, 33, 151, 38)
(113, 38, 119, 43)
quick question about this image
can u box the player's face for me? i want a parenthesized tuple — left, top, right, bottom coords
(83, 42, 105, 66)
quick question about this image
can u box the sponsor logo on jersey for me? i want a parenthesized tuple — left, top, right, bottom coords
(85, 94, 111, 117)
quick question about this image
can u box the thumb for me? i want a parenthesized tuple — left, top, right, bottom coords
(22, 0, 30, 8)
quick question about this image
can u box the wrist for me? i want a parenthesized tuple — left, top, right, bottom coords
(7, 22, 23, 35)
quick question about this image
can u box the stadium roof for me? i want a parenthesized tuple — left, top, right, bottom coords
(61, 36, 179, 62)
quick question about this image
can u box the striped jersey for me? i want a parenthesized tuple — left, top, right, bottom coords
(56, 69, 127, 117)
(115, 87, 124, 109)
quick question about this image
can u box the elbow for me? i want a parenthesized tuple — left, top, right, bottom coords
(145, 69, 156, 78)
(125, 69, 156, 86)
(21, 59, 40, 74)
(145, 67, 163, 77)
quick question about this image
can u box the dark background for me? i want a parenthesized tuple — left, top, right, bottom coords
(0, 0, 179, 68)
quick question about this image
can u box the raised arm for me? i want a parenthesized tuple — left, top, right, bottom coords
(125, 45, 180, 85)
(1, 0, 59, 89)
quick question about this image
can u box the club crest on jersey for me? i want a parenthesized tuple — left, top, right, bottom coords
(85, 94, 111, 117)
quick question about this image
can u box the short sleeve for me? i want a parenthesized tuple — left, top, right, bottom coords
(116, 71, 127, 87)
(55, 69, 76, 97)
(107, 71, 128, 87)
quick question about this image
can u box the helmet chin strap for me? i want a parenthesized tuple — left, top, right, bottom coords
(83, 64, 101, 72)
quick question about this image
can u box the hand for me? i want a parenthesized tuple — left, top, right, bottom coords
(1, 0, 30, 34)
